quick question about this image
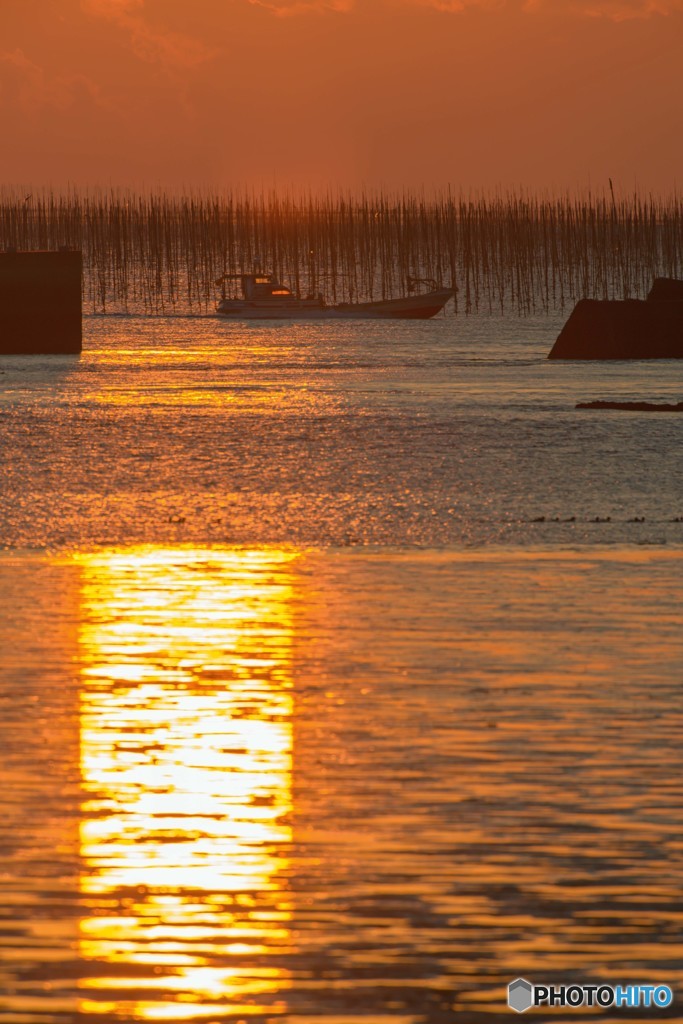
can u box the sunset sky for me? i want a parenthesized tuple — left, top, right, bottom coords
(1, 0, 681, 191)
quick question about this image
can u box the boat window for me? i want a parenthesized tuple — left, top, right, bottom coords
(272, 288, 291, 295)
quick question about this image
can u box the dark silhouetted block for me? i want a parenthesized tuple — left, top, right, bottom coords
(0, 250, 82, 354)
(647, 277, 683, 303)
(548, 279, 683, 360)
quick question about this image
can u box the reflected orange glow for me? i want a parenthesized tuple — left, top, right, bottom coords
(76, 547, 297, 1020)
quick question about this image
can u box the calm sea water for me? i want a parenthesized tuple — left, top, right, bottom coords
(1, 312, 682, 547)
(1, 313, 682, 1023)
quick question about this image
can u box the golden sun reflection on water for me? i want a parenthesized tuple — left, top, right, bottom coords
(76, 547, 297, 1021)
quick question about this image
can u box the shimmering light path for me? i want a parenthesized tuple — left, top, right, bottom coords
(77, 549, 295, 1021)
(1, 547, 682, 1022)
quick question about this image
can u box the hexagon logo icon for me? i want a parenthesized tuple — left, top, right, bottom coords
(508, 978, 533, 1013)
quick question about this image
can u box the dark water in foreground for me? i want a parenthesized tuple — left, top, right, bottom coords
(1, 314, 682, 1023)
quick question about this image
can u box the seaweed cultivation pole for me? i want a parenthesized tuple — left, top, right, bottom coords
(0, 188, 681, 314)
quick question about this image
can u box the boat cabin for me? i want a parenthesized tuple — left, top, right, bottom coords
(242, 274, 293, 300)
(216, 273, 296, 301)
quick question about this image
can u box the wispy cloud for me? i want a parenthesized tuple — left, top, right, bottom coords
(565, 0, 683, 18)
(248, 0, 354, 14)
(81, 0, 216, 67)
(413, 0, 504, 9)
(414, 0, 682, 15)
(0, 48, 111, 112)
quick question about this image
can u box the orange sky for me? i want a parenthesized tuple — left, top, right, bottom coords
(1, 0, 681, 191)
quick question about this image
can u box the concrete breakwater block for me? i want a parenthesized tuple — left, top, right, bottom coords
(0, 250, 82, 355)
(548, 278, 683, 360)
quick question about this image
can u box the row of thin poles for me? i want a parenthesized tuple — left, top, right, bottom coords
(0, 188, 681, 314)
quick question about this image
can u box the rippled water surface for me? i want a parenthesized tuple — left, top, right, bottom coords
(1, 314, 682, 1022)
(0, 313, 681, 547)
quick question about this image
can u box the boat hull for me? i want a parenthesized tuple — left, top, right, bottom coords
(216, 289, 453, 320)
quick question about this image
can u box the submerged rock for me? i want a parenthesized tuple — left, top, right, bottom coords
(548, 278, 683, 360)
(576, 400, 683, 411)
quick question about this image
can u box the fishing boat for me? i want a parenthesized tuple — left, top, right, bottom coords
(215, 273, 453, 320)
